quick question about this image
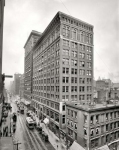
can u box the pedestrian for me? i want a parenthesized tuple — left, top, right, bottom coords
(5, 126, 8, 137)
(3, 127, 6, 136)
(0, 130, 2, 137)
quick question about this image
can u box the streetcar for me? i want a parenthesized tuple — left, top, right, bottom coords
(26, 117, 34, 129)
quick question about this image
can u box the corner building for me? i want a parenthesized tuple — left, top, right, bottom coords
(32, 12, 94, 132)
(66, 102, 119, 150)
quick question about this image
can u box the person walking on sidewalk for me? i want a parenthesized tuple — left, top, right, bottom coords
(0, 130, 2, 137)
(3, 127, 6, 136)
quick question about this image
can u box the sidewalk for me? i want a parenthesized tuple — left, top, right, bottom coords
(0, 109, 14, 150)
(41, 123, 67, 150)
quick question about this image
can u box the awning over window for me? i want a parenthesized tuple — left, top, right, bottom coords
(97, 145, 109, 150)
(43, 118, 49, 125)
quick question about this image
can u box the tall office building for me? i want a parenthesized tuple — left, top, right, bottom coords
(9, 81, 15, 95)
(32, 11, 94, 132)
(14, 73, 21, 95)
(19, 74, 24, 99)
(24, 30, 42, 103)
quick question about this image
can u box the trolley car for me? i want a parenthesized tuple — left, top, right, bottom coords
(26, 117, 34, 129)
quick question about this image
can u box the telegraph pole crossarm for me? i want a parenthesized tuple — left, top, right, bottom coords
(14, 141, 21, 150)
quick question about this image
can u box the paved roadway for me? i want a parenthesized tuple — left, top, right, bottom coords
(11, 98, 46, 150)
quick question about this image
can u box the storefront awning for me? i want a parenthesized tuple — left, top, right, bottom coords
(97, 145, 110, 150)
(70, 141, 85, 150)
(43, 118, 49, 125)
(25, 101, 31, 105)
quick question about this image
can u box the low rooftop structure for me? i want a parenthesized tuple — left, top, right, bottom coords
(66, 100, 119, 112)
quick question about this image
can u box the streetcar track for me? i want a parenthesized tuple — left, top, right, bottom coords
(18, 115, 36, 150)
(20, 115, 43, 150)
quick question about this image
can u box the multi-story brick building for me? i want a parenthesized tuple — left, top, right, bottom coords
(9, 81, 15, 95)
(32, 11, 94, 134)
(96, 79, 112, 91)
(0, 0, 5, 125)
(24, 30, 41, 103)
(14, 73, 21, 95)
(19, 74, 24, 99)
(66, 102, 119, 150)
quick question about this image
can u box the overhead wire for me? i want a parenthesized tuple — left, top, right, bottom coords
(59, 0, 112, 80)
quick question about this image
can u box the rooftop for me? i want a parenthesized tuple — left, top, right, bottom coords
(66, 100, 119, 112)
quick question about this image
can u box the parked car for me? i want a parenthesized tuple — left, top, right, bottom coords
(36, 126, 42, 134)
(41, 131, 48, 142)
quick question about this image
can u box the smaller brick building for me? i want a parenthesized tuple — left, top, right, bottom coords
(66, 101, 119, 150)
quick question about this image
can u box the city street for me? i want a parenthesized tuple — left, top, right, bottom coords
(10, 97, 47, 150)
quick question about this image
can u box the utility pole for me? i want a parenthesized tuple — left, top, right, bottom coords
(14, 142, 21, 150)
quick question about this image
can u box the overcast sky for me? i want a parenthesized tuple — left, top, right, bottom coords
(2, 0, 119, 88)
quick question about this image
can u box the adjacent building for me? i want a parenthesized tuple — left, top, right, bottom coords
(14, 73, 21, 95)
(19, 74, 24, 99)
(9, 81, 15, 95)
(31, 11, 94, 135)
(0, 0, 5, 125)
(66, 101, 119, 150)
(96, 79, 112, 91)
(24, 30, 42, 103)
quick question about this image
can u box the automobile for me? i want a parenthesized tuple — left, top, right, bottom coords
(36, 126, 42, 134)
(41, 131, 48, 142)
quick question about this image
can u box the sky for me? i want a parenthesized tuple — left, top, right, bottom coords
(2, 0, 119, 88)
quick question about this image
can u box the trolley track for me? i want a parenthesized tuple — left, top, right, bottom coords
(19, 115, 44, 150)
(18, 115, 37, 150)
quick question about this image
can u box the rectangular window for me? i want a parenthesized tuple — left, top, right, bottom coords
(79, 69, 85, 75)
(90, 116, 94, 124)
(62, 115, 65, 124)
(63, 39, 69, 47)
(63, 49, 69, 56)
(87, 62, 91, 68)
(66, 68, 69, 74)
(79, 52, 85, 59)
(71, 59, 77, 66)
(62, 105, 65, 111)
(71, 68, 77, 74)
(79, 78, 85, 84)
(71, 42, 78, 49)
(62, 58, 69, 65)
(87, 70, 92, 76)
(87, 86, 92, 92)
(79, 86, 85, 92)
(72, 51, 77, 57)
(62, 25, 70, 38)
(87, 78, 91, 84)
(79, 61, 85, 67)
(71, 28, 77, 40)
(87, 94, 91, 100)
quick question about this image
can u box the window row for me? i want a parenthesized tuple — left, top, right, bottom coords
(62, 26, 93, 44)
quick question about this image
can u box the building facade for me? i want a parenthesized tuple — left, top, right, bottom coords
(0, 0, 5, 125)
(96, 79, 112, 91)
(14, 73, 21, 95)
(19, 74, 24, 99)
(66, 102, 119, 150)
(24, 30, 41, 103)
(32, 11, 94, 133)
(9, 81, 15, 95)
